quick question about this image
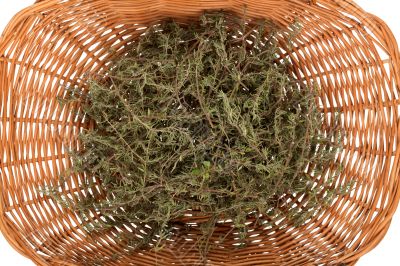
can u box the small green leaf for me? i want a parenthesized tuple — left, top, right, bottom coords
(191, 168, 201, 175)
(203, 172, 210, 180)
(202, 160, 211, 168)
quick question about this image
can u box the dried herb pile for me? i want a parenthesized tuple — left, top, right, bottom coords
(50, 12, 347, 254)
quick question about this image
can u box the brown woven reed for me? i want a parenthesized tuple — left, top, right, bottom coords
(1, 0, 400, 265)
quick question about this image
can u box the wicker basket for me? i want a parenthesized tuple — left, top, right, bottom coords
(1, 0, 400, 265)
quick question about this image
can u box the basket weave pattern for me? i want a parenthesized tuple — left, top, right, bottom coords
(1, 0, 400, 265)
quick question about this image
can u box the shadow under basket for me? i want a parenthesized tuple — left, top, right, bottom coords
(1, 0, 400, 265)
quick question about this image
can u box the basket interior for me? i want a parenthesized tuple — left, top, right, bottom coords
(0, 0, 399, 265)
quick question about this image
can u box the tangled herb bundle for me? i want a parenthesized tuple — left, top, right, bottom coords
(52, 12, 346, 253)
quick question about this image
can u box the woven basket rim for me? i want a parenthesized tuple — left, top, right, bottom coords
(1, 0, 400, 265)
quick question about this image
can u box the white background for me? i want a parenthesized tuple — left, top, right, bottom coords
(0, 0, 399, 265)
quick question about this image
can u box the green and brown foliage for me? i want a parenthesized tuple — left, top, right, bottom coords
(47, 11, 347, 254)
